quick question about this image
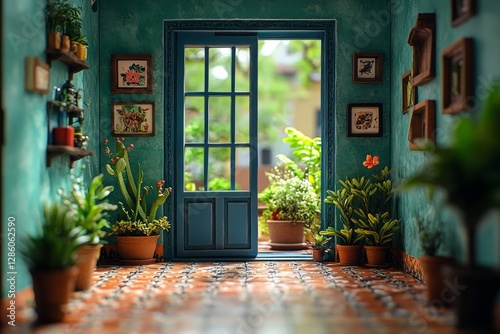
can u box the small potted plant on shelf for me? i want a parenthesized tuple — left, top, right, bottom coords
(65, 174, 116, 290)
(20, 202, 90, 323)
(104, 138, 172, 264)
(308, 233, 330, 262)
(259, 165, 320, 250)
(64, 5, 88, 60)
(403, 83, 500, 329)
(415, 213, 454, 305)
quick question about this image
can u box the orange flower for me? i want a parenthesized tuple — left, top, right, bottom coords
(363, 155, 379, 169)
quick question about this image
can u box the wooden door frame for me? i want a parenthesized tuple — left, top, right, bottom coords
(164, 20, 337, 260)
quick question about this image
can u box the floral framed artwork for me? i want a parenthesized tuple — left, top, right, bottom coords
(451, 0, 476, 27)
(347, 103, 383, 137)
(352, 53, 382, 83)
(441, 38, 473, 114)
(111, 54, 153, 94)
(112, 102, 155, 136)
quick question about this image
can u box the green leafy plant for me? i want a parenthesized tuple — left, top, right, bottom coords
(324, 155, 399, 245)
(65, 5, 88, 46)
(309, 233, 330, 250)
(20, 202, 90, 271)
(404, 83, 500, 267)
(415, 215, 443, 256)
(67, 174, 117, 244)
(259, 166, 319, 228)
(104, 138, 172, 237)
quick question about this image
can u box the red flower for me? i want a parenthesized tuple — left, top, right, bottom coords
(125, 69, 141, 84)
(363, 155, 380, 169)
(103, 139, 108, 144)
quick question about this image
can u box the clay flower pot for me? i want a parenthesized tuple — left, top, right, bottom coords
(312, 249, 323, 262)
(74, 244, 102, 291)
(267, 220, 307, 250)
(364, 245, 390, 267)
(116, 235, 159, 265)
(420, 255, 454, 305)
(47, 31, 61, 49)
(336, 244, 363, 265)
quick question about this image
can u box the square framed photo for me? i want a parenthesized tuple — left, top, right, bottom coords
(441, 38, 473, 114)
(352, 53, 382, 83)
(112, 102, 155, 136)
(25, 56, 50, 94)
(347, 103, 383, 137)
(402, 70, 417, 114)
(451, 0, 476, 27)
(111, 54, 153, 94)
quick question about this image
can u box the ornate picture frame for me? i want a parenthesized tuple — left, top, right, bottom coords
(111, 54, 153, 94)
(347, 103, 383, 137)
(112, 102, 155, 136)
(352, 53, 383, 84)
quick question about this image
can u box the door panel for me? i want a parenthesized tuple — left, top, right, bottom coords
(175, 32, 258, 259)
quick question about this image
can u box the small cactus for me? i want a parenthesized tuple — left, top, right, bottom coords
(104, 139, 172, 226)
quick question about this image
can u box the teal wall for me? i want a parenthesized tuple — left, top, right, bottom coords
(391, 0, 500, 268)
(1, 0, 99, 296)
(99, 0, 392, 254)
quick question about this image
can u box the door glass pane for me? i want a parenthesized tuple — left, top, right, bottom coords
(185, 96, 205, 143)
(184, 48, 205, 92)
(235, 96, 249, 143)
(208, 96, 231, 143)
(185, 147, 204, 191)
(208, 147, 231, 190)
(209, 48, 232, 92)
(235, 147, 250, 190)
(235, 47, 250, 92)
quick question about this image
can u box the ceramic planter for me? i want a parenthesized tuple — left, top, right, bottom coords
(74, 244, 102, 291)
(266, 220, 307, 250)
(30, 266, 78, 323)
(116, 235, 159, 265)
(312, 249, 323, 262)
(47, 31, 61, 49)
(336, 244, 363, 265)
(420, 255, 454, 305)
(364, 245, 390, 267)
(61, 35, 70, 52)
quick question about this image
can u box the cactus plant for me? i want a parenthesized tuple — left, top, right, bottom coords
(104, 139, 172, 235)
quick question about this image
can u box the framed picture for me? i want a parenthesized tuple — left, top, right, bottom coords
(111, 54, 153, 94)
(402, 70, 417, 114)
(352, 53, 382, 83)
(451, 0, 476, 27)
(408, 13, 436, 86)
(112, 102, 155, 136)
(25, 56, 50, 94)
(441, 38, 473, 114)
(347, 103, 383, 137)
(408, 100, 436, 150)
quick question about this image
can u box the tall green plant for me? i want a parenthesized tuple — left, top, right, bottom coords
(104, 139, 172, 226)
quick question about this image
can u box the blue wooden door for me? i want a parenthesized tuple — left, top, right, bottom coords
(174, 32, 258, 258)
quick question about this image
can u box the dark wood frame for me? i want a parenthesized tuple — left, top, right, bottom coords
(352, 53, 382, 84)
(407, 13, 435, 87)
(111, 54, 153, 94)
(408, 100, 436, 150)
(442, 38, 474, 114)
(347, 103, 383, 137)
(451, 0, 476, 27)
(112, 102, 155, 136)
(402, 70, 417, 114)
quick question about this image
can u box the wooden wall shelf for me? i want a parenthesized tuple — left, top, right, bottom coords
(408, 100, 436, 151)
(408, 13, 435, 87)
(47, 100, 84, 117)
(46, 145, 93, 167)
(46, 48, 89, 78)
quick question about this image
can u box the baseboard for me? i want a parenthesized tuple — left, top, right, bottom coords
(391, 247, 423, 281)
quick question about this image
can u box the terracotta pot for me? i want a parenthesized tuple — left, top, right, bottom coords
(267, 220, 307, 250)
(52, 127, 74, 146)
(336, 244, 363, 265)
(30, 266, 78, 323)
(312, 249, 323, 262)
(116, 235, 159, 263)
(47, 31, 61, 49)
(364, 245, 390, 266)
(70, 41, 79, 54)
(420, 255, 454, 305)
(74, 244, 102, 291)
(61, 35, 70, 52)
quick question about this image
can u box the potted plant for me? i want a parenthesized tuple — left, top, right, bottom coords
(308, 233, 330, 262)
(104, 138, 172, 264)
(45, 0, 66, 49)
(20, 202, 90, 323)
(67, 174, 116, 290)
(415, 214, 454, 305)
(322, 186, 364, 265)
(64, 5, 88, 60)
(403, 83, 500, 329)
(259, 166, 320, 250)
